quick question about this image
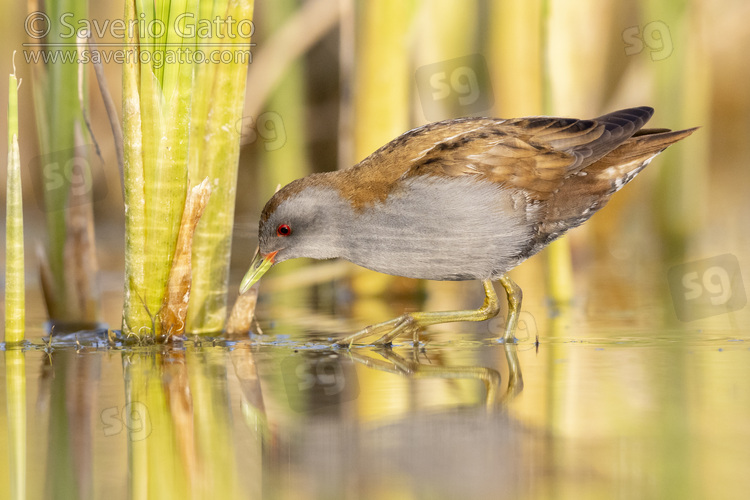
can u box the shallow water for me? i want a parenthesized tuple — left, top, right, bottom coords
(2, 265, 750, 500)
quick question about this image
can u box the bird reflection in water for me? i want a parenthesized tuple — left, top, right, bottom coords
(345, 343, 523, 409)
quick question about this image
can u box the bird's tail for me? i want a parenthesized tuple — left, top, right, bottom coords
(584, 127, 698, 194)
(534, 126, 697, 247)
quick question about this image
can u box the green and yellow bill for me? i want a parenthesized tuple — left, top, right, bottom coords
(240, 250, 277, 294)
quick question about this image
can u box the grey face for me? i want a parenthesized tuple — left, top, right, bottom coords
(259, 186, 350, 263)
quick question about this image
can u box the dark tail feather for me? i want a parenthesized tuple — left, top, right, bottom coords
(594, 106, 654, 136)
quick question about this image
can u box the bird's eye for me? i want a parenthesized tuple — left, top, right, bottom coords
(276, 224, 292, 237)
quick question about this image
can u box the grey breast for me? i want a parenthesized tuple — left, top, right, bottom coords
(343, 175, 536, 281)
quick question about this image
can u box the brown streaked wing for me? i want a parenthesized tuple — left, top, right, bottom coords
(401, 107, 655, 201)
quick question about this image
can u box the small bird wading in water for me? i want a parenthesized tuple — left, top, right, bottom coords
(240, 106, 695, 347)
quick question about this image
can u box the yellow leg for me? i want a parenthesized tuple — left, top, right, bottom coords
(497, 274, 522, 344)
(335, 278, 504, 347)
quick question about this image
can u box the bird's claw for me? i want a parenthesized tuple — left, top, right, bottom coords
(334, 313, 421, 348)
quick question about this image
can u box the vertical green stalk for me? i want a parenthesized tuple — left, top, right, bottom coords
(5, 69, 24, 343)
(489, 0, 544, 116)
(644, 0, 709, 262)
(125, 0, 255, 336)
(415, 0, 478, 119)
(258, 0, 308, 193)
(122, 0, 147, 334)
(186, 0, 255, 333)
(122, 1, 200, 336)
(139, 0, 193, 331)
(544, 238, 574, 304)
(34, 0, 90, 320)
(353, 0, 415, 158)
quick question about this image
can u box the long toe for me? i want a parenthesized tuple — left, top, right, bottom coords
(374, 314, 418, 345)
(334, 317, 402, 347)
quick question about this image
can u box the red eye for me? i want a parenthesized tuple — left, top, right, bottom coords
(276, 224, 292, 237)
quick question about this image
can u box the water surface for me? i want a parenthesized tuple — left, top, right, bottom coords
(2, 267, 749, 500)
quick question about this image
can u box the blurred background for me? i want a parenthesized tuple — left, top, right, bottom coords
(1, 2, 750, 499)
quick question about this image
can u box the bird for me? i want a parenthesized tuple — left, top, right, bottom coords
(240, 106, 695, 346)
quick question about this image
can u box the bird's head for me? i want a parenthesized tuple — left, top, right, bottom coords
(240, 177, 346, 294)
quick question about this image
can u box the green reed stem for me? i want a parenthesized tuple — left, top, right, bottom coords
(5, 69, 26, 490)
(124, 0, 255, 337)
(186, 0, 255, 333)
(5, 70, 24, 343)
(32, 0, 90, 320)
(139, 0, 194, 335)
(124, 0, 197, 337)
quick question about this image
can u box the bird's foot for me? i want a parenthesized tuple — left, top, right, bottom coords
(334, 314, 421, 348)
(372, 314, 420, 345)
(333, 277, 519, 348)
